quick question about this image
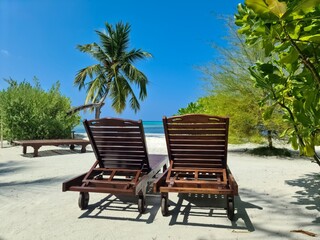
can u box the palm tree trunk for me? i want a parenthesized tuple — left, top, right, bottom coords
(94, 93, 108, 119)
(95, 106, 101, 119)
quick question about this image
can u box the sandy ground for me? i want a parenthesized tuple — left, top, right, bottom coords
(0, 136, 319, 240)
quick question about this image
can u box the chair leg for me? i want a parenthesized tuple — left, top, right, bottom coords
(161, 193, 169, 216)
(78, 192, 89, 210)
(227, 195, 234, 221)
(138, 194, 146, 214)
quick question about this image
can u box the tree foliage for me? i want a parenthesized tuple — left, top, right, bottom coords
(72, 22, 152, 118)
(0, 78, 80, 141)
(177, 102, 205, 115)
(235, 0, 320, 163)
(178, 18, 287, 144)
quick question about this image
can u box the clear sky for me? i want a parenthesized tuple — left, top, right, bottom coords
(0, 0, 242, 121)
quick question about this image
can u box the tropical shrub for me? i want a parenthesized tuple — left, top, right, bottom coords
(0, 78, 80, 141)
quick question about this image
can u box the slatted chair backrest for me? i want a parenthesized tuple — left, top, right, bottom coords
(163, 114, 229, 169)
(84, 118, 150, 172)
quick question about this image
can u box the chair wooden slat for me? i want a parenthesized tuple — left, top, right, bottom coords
(166, 123, 227, 129)
(171, 154, 225, 160)
(84, 118, 150, 172)
(95, 141, 145, 146)
(167, 129, 227, 135)
(164, 114, 228, 169)
(170, 143, 225, 151)
(91, 131, 143, 138)
(168, 135, 227, 140)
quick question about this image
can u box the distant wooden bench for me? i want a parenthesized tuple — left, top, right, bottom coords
(13, 139, 90, 157)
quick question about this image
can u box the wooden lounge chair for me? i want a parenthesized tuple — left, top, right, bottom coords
(153, 114, 238, 220)
(62, 117, 168, 213)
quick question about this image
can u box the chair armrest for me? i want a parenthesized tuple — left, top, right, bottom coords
(153, 168, 169, 193)
(227, 166, 238, 195)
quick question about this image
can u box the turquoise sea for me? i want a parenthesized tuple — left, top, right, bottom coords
(73, 120, 164, 135)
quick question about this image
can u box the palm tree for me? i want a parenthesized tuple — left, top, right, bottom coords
(71, 22, 152, 119)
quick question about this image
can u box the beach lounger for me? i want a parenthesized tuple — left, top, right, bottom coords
(13, 139, 90, 157)
(62, 117, 168, 213)
(153, 114, 238, 220)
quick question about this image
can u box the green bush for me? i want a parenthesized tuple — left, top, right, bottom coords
(0, 78, 80, 141)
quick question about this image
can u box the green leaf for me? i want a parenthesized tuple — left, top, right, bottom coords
(266, 0, 287, 18)
(304, 24, 318, 32)
(238, 25, 251, 34)
(290, 0, 320, 15)
(263, 39, 274, 56)
(263, 105, 275, 120)
(303, 91, 315, 110)
(292, 25, 301, 39)
(280, 47, 299, 64)
(305, 144, 315, 156)
(300, 34, 320, 43)
(245, 0, 279, 19)
(290, 135, 299, 150)
(259, 63, 275, 74)
(279, 128, 289, 138)
(245, 0, 270, 14)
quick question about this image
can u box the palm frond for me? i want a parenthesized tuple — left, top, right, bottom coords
(109, 76, 128, 113)
(91, 43, 111, 63)
(114, 22, 131, 58)
(74, 64, 101, 90)
(121, 64, 148, 100)
(85, 69, 108, 103)
(123, 49, 152, 63)
(121, 79, 140, 112)
(76, 43, 94, 53)
(95, 29, 115, 58)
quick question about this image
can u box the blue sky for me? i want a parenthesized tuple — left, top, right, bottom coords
(0, 0, 242, 121)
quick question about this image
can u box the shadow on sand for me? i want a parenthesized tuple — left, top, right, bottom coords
(78, 190, 258, 230)
(78, 193, 161, 224)
(286, 172, 320, 224)
(0, 176, 68, 188)
(0, 161, 27, 175)
(165, 193, 258, 231)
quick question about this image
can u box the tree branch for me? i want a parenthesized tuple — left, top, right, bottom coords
(283, 25, 320, 88)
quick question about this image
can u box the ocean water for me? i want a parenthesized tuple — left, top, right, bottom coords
(73, 120, 164, 135)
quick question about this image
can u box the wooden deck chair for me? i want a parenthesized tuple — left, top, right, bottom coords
(153, 114, 238, 220)
(63, 117, 167, 213)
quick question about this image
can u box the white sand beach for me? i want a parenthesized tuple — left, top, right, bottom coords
(0, 136, 319, 240)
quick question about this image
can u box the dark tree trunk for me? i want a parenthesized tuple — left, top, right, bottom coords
(313, 150, 320, 167)
(267, 130, 273, 149)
